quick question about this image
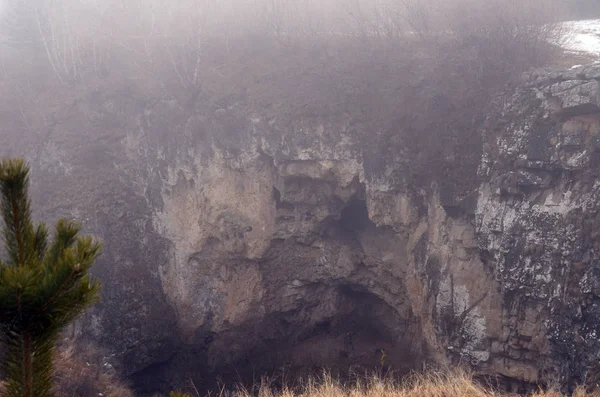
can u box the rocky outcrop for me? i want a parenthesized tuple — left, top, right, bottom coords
(1, 62, 600, 394)
(477, 64, 600, 389)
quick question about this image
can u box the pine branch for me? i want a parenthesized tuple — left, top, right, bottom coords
(31, 335, 55, 397)
(35, 236, 100, 322)
(37, 268, 77, 314)
(0, 158, 102, 396)
(47, 276, 100, 328)
(33, 223, 48, 263)
(0, 159, 34, 266)
(43, 219, 80, 270)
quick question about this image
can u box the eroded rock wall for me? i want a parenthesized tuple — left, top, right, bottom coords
(1, 62, 599, 393)
(477, 65, 600, 388)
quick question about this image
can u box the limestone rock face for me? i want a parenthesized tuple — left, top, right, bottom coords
(1, 64, 599, 393)
(477, 65, 600, 388)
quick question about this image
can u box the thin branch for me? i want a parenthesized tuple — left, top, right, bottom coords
(35, 8, 64, 84)
(189, 378, 200, 397)
(167, 44, 188, 89)
(14, 85, 34, 136)
(192, 28, 203, 87)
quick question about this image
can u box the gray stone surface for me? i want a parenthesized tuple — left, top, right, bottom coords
(1, 61, 600, 393)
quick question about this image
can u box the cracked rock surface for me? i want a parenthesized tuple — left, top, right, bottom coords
(1, 63, 599, 393)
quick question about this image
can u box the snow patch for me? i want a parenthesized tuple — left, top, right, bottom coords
(560, 19, 600, 58)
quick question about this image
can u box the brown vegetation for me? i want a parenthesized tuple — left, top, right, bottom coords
(5, 367, 600, 396)
(168, 371, 600, 397)
(0, 340, 134, 397)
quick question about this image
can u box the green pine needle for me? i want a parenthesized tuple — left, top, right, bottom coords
(0, 158, 102, 397)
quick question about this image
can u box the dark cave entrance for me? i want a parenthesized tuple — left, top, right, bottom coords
(332, 285, 423, 369)
(328, 195, 377, 242)
(132, 285, 424, 397)
(131, 188, 424, 396)
(339, 198, 371, 233)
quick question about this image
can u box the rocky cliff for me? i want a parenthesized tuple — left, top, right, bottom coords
(1, 59, 599, 394)
(477, 64, 600, 389)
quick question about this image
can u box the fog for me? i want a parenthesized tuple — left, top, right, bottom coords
(1, 0, 600, 396)
(0, 0, 584, 91)
(0, 0, 574, 48)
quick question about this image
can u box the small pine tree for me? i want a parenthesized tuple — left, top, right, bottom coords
(0, 158, 101, 397)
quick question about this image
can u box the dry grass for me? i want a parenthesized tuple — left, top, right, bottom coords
(182, 371, 600, 397)
(2, 362, 599, 396)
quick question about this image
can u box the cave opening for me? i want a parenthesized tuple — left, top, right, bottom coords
(339, 198, 372, 233)
(131, 187, 424, 396)
(327, 196, 377, 244)
(333, 285, 422, 369)
(273, 186, 295, 211)
(131, 284, 423, 396)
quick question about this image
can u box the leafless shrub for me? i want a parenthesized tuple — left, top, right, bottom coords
(0, 0, 577, 88)
(55, 340, 134, 397)
(398, 0, 441, 38)
(0, 0, 115, 83)
(0, 339, 133, 397)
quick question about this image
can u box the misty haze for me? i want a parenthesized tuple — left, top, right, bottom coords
(1, 1, 600, 396)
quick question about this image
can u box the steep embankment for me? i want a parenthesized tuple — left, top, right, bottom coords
(0, 36, 599, 394)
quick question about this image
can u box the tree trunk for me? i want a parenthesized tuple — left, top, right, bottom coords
(23, 330, 32, 397)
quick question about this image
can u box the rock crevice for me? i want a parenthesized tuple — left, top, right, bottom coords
(2, 64, 600, 394)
